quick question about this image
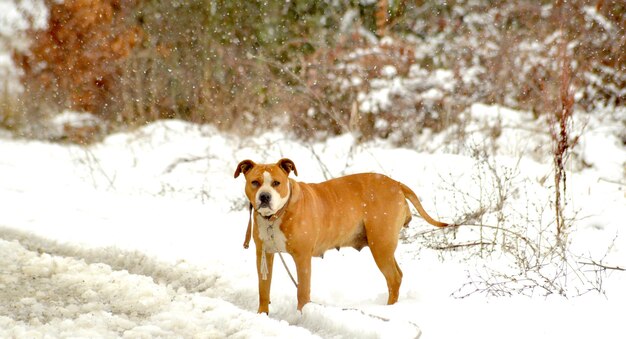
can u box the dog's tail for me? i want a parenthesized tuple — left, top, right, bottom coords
(400, 182, 449, 227)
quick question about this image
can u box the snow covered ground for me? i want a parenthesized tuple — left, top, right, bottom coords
(1, 105, 625, 338)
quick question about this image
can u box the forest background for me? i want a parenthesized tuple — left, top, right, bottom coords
(1, 0, 624, 144)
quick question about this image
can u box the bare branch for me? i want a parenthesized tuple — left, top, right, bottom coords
(432, 241, 495, 251)
(578, 260, 625, 272)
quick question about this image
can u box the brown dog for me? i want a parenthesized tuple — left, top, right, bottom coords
(234, 158, 449, 313)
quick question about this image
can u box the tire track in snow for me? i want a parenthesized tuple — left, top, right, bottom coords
(1, 227, 421, 338)
(0, 227, 316, 338)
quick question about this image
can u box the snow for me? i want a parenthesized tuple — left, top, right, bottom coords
(582, 6, 616, 36)
(42, 110, 105, 140)
(0, 236, 314, 338)
(1, 106, 625, 338)
(359, 65, 456, 116)
(0, 0, 47, 92)
(0, 0, 47, 37)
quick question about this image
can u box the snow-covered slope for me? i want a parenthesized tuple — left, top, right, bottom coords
(1, 107, 624, 338)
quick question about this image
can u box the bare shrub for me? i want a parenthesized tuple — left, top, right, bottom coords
(288, 31, 465, 143)
(283, 0, 624, 145)
(405, 0, 625, 116)
(549, 43, 576, 245)
(409, 142, 608, 298)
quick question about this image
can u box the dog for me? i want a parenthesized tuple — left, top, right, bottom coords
(234, 158, 450, 313)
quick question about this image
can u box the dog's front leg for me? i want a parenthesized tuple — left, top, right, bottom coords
(255, 247, 274, 314)
(293, 253, 312, 311)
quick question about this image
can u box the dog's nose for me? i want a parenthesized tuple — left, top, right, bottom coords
(259, 192, 271, 205)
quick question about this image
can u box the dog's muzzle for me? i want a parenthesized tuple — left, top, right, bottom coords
(256, 192, 274, 216)
(259, 192, 271, 207)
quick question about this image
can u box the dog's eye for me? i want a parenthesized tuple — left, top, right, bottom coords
(251, 180, 260, 188)
(272, 181, 280, 187)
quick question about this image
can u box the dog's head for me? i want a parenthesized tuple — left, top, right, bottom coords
(234, 158, 298, 217)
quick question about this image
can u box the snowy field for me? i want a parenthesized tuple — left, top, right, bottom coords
(1, 104, 625, 338)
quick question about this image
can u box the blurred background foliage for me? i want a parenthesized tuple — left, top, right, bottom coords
(4, 0, 625, 143)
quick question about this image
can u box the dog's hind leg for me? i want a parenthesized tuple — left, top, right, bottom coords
(371, 248, 402, 304)
(365, 224, 403, 305)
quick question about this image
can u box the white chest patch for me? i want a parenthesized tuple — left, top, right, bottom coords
(256, 215, 287, 253)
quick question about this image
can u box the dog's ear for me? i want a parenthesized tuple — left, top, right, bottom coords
(277, 158, 298, 177)
(234, 160, 256, 178)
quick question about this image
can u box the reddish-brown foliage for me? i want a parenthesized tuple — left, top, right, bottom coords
(15, 0, 141, 114)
